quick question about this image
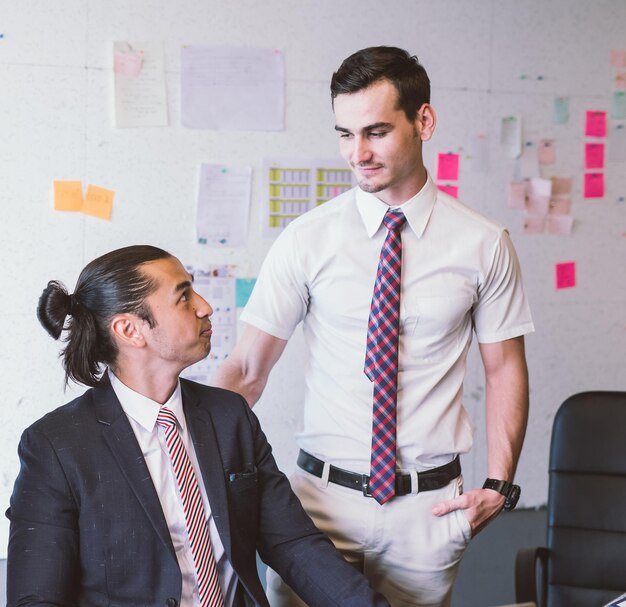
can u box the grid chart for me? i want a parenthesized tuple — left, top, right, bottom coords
(268, 167, 311, 229)
(316, 168, 353, 206)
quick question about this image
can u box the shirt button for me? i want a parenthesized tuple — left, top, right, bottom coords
(166, 599, 178, 607)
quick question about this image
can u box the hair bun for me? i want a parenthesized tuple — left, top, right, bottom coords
(37, 280, 72, 339)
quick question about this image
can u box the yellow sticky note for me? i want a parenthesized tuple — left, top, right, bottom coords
(83, 184, 114, 220)
(53, 180, 83, 211)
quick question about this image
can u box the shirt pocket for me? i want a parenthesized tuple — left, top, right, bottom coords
(404, 294, 473, 362)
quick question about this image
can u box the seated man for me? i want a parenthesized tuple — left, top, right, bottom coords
(6, 245, 389, 607)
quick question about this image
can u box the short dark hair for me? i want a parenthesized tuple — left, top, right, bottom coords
(330, 46, 430, 122)
(37, 245, 172, 387)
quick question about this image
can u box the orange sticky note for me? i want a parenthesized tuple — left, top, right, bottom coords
(555, 262, 576, 289)
(584, 172, 605, 198)
(83, 184, 114, 220)
(53, 180, 83, 211)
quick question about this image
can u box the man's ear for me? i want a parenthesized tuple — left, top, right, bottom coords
(110, 314, 146, 348)
(415, 103, 436, 142)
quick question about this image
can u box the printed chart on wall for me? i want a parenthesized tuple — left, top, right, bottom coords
(181, 265, 236, 385)
(262, 158, 356, 237)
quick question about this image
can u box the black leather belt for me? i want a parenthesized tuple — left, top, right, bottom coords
(297, 449, 461, 497)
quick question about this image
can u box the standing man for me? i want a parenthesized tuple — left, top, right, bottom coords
(214, 46, 534, 606)
(6, 245, 389, 607)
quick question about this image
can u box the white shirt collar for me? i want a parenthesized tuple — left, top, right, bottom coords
(355, 172, 438, 239)
(108, 368, 185, 433)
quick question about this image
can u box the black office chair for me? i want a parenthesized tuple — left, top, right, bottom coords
(515, 391, 626, 607)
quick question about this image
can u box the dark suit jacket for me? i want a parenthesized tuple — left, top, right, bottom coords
(6, 378, 388, 607)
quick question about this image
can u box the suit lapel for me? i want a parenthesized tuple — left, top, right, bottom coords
(181, 381, 232, 557)
(93, 381, 177, 562)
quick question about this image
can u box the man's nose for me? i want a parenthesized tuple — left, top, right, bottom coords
(194, 293, 213, 317)
(352, 136, 372, 164)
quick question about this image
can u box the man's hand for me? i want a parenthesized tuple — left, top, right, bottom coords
(431, 487, 505, 537)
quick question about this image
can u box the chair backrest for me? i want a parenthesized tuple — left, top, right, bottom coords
(546, 391, 626, 606)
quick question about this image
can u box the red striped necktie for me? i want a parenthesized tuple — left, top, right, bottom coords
(157, 406, 224, 607)
(364, 210, 407, 505)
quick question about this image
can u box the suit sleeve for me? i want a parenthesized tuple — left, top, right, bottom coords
(6, 425, 80, 606)
(241, 401, 390, 607)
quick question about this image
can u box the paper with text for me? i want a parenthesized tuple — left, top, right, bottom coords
(181, 46, 284, 131)
(114, 41, 168, 128)
(196, 164, 252, 248)
(181, 266, 236, 385)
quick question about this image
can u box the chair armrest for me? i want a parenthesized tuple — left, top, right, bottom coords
(515, 547, 549, 606)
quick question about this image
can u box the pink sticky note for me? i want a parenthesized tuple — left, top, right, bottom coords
(585, 111, 607, 138)
(548, 197, 572, 215)
(610, 49, 626, 68)
(437, 153, 460, 181)
(114, 49, 144, 77)
(584, 172, 605, 198)
(585, 143, 605, 169)
(555, 262, 576, 289)
(538, 139, 556, 165)
(547, 215, 574, 235)
(508, 181, 527, 209)
(526, 194, 550, 215)
(522, 214, 545, 234)
(438, 183, 459, 198)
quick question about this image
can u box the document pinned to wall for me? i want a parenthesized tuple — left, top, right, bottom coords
(262, 157, 356, 237)
(181, 45, 285, 131)
(113, 41, 168, 128)
(181, 265, 237, 385)
(196, 164, 252, 247)
(500, 114, 522, 158)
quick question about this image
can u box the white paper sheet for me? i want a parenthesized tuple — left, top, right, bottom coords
(181, 45, 284, 131)
(500, 114, 522, 159)
(262, 157, 356, 238)
(196, 164, 252, 248)
(113, 41, 168, 128)
(181, 266, 237, 385)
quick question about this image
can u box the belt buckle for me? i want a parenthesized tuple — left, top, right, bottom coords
(361, 474, 372, 497)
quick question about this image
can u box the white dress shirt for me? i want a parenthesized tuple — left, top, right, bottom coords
(108, 370, 237, 606)
(241, 174, 535, 472)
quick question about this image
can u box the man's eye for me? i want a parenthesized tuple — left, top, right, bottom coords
(339, 133, 352, 139)
(370, 131, 386, 138)
(180, 292, 189, 302)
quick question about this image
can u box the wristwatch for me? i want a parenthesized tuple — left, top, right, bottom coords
(482, 478, 521, 511)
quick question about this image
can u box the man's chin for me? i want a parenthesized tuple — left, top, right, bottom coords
(358, 180, 387, 194)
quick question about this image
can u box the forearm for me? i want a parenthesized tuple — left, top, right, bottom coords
(213, 355, 267, 406)
(213, 325, 288, 407)
(483, 337, 529, 481)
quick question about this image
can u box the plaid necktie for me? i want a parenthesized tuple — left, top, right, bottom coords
(364, 210, 407, 504)
(157, 407, 224, 607)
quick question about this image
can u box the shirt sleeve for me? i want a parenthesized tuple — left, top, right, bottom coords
(473, 229, 535, 343)
(241, 223, 309, 340)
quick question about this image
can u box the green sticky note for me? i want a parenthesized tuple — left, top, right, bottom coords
(612, 91, 626, 120)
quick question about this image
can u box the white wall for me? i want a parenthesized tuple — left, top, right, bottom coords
(1, 0, 625, 558)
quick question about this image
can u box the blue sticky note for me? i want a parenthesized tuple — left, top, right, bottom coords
(235, 278, 256, 308)
(553, 97, 570, 124)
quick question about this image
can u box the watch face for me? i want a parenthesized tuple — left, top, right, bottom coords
(504, 484, 521, 510)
